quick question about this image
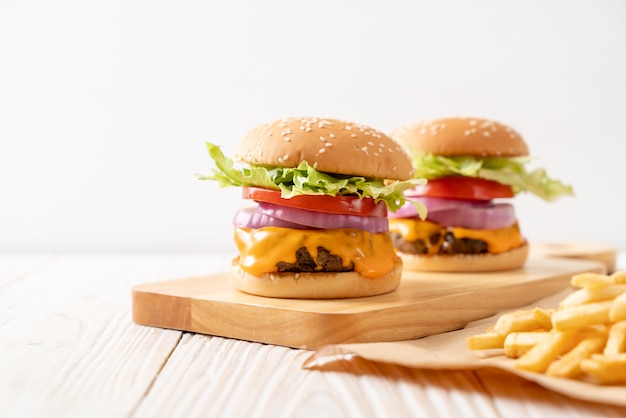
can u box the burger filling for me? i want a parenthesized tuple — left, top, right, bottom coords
(234, 226, 397, 278)
(389, 219, 525, 256)
(276, 246, 354, 273)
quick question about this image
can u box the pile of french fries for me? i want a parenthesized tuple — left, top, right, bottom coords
(467, 271, 626, 384)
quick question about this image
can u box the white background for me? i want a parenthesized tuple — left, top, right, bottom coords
(1, 0, 625, 255)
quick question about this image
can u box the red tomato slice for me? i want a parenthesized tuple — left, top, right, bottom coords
(242, 187, 387, 217)
(407, 177, 514, 201)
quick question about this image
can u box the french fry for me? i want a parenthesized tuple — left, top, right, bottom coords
(469, 270, 626, 385)
(551, 301, 612, 331)
(580, 353, 626, 384)
(493, 308, 552, 335)
(609, 292, 626, 322)
(571, 272, 615, 288)
(514, 330, 579, 373)
(603, 320, 626, 355)
(611, 271, 626, 284)
(559, 284, 626, 308)
(545, 334, 607, 378)
(482, 325, 494, 332)
(504, 331, 548, 359)
(467, 332, 505, 350)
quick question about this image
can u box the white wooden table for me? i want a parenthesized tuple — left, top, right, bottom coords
(2, 253, 625, 418)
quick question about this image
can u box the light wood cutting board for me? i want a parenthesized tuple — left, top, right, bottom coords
(132, 253, 607, 349)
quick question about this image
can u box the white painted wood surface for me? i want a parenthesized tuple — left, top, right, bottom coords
(1, 253, 625, 418)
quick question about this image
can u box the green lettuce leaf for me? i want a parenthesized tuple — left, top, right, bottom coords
(410, 153, 574, 202)
(197, 142, 427, 217)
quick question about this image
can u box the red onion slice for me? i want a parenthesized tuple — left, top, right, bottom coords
(257, 202, 388, 233)
(233, 207, 311, 229)
(389, 197, 517, 230)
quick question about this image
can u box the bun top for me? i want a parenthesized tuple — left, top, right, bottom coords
(234, 117, 414, 180)
(390, 117, 529, 157)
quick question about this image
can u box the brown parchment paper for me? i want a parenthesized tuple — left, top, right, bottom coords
(303, 288, 626, 407)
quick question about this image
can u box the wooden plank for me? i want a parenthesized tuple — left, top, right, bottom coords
(0, 253, 54, 287)
(0, 253, 229, 417)
(133, 334, 502, 418)
(474, 369, 626, 418)
(132, 257, 605, 349)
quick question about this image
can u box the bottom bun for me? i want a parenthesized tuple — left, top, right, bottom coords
(228, 256, 403, 299)
(398, 242, 529, 272)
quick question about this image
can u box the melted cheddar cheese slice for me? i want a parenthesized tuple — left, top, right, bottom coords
(389, 219, 524, 255)
(233, 227, 396, 278)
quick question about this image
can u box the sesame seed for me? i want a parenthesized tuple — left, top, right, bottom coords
(306, 127, 312, 132)
(313, 162, 318, 169)
(319, 148, 326, 154)
(361, 146, 368, 155)
(373, 152, 380, 156)
(329, 133, 335, 138)
(350, 133, 357, 138)
(483, 131, 491, 137)
(325, 143, 332, 147)
(266, 132, 273, 137)
(320, 136, 326, 141)
(469, 120, 477, 126)
(281, 129, 292, 136)
(367, 141, 374, 146)
(346, 125, 352, 131)
(392, 166, 397, 172)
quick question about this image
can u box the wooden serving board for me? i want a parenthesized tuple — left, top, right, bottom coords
(132, 255, 606, 349)
(530, 241, 617, 274)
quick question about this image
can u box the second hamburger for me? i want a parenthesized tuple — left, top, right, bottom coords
(388, 117, 573, 272)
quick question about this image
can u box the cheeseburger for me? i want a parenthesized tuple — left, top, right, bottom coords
(388, 117, 573, 272)
(198, 117, 426, 298)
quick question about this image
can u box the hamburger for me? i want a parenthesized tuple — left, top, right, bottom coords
(197, 117, 426, 298)
(388, 117, 573, 272)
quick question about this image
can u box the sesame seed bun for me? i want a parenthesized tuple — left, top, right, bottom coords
(228, 255, 403, 299)
(397, 242, 529, 273)
(235, 116, 414, 180)
(390, 117, 528, 157)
